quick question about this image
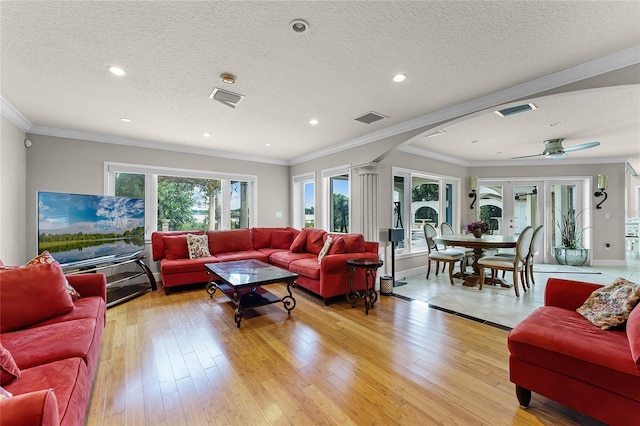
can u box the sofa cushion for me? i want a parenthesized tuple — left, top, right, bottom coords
(207, 229, 253, 255)
(187, 234, 211, 259)
(577, 277, 640, 330)
(161, 257, 218, 274)
(290, 228, 308, 253)
(152, 230, 203, 260)
(252, 227, 287, 249)
(0, 343, 20, 385)
(214, 251, 268, 263)
(627, 304, 640, 370)
(0, 261, 74, 333)
(328, 233, 365, 253)
(3, 357, 90, 426)
(328, 236, 346, 254)
(508, 306, 640, 401)
(31, 296, 105, 328)
(271, 230, 294, 249)
(305, 228, 327, 255)
(24, 251, 81, 300)
(269, 251, 316, 269)
(289, 258, 322, 280)
(163, 235, 189, 259)
(0, 385, 12, 400)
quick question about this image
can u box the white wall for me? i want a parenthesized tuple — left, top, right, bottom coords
(0, 116, 27, 264)
(24, 134, 290, 266)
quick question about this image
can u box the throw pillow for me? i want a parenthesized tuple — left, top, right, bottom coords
(271, 230, 293, 249)
(577, 277, 640, 330)
(328, 236, 346, 254)
(0, 260, 75, 333)
(0, 343, 20, 385)
(0, 386, 12, 401)
(317, 236, 333, 263)
(627, 303, 640, 370)
(187, 234, 211, 259)
(24, 251, 81, 300)
(163, 235, 189, 260)
(290, 229, 308, 253)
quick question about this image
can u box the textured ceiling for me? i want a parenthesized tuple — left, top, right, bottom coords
(1, 1, 639, 166)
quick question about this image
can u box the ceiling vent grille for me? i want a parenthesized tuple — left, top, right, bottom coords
(208, 87, 244, 108)
(495, 103, 536, 117)
(354, 111, 388, 124)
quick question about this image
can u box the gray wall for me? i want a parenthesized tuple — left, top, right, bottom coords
(24, 134, 290, 270)
(0, 116, 27, 264)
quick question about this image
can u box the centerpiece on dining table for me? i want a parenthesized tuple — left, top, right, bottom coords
(465, 221, 489, 238)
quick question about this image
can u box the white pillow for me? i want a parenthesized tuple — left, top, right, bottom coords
(317, 236, 333, 263)
(187, 234, 211, 259)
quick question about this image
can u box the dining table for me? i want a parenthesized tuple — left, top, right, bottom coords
(433, 233, 518, 287)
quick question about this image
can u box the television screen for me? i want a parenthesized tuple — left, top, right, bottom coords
(37, 191, 145, 266)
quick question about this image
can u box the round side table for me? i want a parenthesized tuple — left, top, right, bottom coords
(346, 258, 384, 315)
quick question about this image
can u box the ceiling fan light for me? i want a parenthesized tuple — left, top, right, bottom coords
(545, 152, 567, 160)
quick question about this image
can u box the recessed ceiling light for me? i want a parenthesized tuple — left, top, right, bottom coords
(221, 73, 236, 84)
(309, 119, 319, 125)
(265, 143, 272, 147)
(120, 117, 131, 123)
(291, 19, 309, 33)
(203, 133, 211, 137)
(108, 66, 126, 76)
(470, 140, 478, 144)
(393, 74, 407, 83)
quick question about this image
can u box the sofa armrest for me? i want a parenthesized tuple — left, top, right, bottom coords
(0, 388, 60, 426)
(364, 241, 379, 254)
(544, 278, 602, 310)
(66, 273, 107, 301)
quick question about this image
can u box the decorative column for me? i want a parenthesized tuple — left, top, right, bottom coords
(354, 163, 381, 242)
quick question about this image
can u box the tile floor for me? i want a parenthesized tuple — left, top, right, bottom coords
(389, 256, 640, 329)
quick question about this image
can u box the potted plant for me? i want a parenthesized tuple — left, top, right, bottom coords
(554, 208, 590, 266)
(465, 221, 489, 238)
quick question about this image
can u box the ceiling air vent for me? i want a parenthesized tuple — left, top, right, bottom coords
(208, 87, 244, 109)
(354, 111, 388, 124)
(495, 103, 536, 118)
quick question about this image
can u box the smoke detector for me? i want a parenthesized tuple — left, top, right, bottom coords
(208, 87, 244, 109)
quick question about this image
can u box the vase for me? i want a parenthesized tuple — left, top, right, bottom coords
(472, 229, 483, 238)
(554, 247, 589, 266)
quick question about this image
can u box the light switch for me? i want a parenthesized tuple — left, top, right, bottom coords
(275, 211, 283, 218)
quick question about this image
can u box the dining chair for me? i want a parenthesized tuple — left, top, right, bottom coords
(423, 223, 465, 285)
(478, 226, 533, 297)
(439, 222, 474, 272)
(525, 225, 544, 287)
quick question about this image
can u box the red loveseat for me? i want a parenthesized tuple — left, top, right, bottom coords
(0, 261, 106, 426)
(508, 278, 640, 425)
(151, 227, 380, 303)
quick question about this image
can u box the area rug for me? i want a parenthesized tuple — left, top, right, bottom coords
(532, 264, 601, 274)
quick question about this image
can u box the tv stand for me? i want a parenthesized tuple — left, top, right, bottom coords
(62, 252, 157, 308)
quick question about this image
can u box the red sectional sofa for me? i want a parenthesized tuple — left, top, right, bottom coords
(508, 278, 640, 425)
(0, 262, 106, 426)
(151, 227, 380, 303)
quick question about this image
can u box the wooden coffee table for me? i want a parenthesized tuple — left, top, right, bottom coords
(205, 259, 298, 328)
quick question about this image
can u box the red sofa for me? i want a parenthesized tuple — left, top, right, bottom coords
(151, 227, 380, 303)
(0, 262, 106, 426)
(508, 278, 640, 425)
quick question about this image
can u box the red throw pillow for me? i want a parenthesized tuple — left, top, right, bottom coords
(163, 235, 189, 260)
(290, 229, 308, 253)
(271, 230, 293, 249)
(305, 229, 327, 255)
(0, 343, 20, 385)
(626, 303, 640, 370)
(0, 261, 74, 333)
(342, 234, 366, 253)
(24, 251, 81, 300)
(328, 236, 346, 254)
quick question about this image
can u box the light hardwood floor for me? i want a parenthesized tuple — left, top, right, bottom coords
(87, 284, 603, 425)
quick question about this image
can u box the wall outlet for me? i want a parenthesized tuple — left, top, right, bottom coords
(274, 211, 282, 218)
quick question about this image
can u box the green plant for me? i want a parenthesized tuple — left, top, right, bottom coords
(556, 208, 589, 249)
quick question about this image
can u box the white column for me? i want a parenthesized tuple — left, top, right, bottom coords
(354, 163, 381, 242)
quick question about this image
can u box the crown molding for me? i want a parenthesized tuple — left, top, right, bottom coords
(1, 97, 32, 131)
(468, 156, 631, 168)
(27, 125, 289, 166)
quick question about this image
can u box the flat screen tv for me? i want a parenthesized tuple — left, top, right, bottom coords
(37, 191, 145, 267)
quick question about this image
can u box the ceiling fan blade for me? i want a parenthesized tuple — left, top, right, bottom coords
(562, 141, 600, 152)
(511, 152, 545, 159)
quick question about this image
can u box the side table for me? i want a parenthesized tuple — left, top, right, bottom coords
(346, 258, 384, 315)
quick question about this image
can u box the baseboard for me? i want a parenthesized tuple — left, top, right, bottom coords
(590, 259, 629, 267)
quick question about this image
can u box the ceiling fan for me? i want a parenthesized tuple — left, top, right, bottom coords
(511, 138, 600, 160)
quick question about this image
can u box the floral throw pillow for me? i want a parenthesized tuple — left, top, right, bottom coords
(317, 236, 333, 264)
(187, 234, 211, 259)
(25, 251, 81, 301)
(577, 277, 640, 330)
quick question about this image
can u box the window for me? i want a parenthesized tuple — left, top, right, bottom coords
(106, 163, 255, 238)
(292, 173, 315, 229)
(393, 168, 459, 253)
(330, 174, 349, 232)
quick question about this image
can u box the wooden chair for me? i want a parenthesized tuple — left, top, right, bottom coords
(478, 226, 533, 297)
(424, 224, 465, 285)
(495, 225, 544, 288)
(440, 222, 474, 272)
